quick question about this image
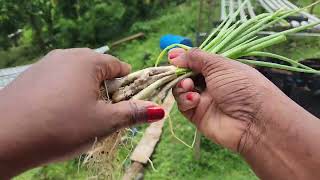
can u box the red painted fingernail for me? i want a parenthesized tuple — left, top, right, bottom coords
(147, 106, 165, 122)
(169, 53, 180, 59)
(186, 93, 193, 101)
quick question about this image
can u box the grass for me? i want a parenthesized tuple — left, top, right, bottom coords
(13, 160, 87, 180)
(144, 104, 257, 180)
(0, 45, 39, 69)
(11, 0, 320, 179)
(110, 1, 198, 71)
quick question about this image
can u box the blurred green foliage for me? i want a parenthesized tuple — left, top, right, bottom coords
(1, 0, 190, 49)
(0, 0, 186, 61)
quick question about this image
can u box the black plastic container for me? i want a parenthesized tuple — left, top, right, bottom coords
(258, 59, 320, 118)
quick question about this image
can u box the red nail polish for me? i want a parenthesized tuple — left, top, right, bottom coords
(186, 93, 193, 101)
(147, 106, 165, 122)
(169, 53, 180, 59)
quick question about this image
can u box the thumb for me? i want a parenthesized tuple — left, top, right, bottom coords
(95, 100, 165, 133)
(168, 48, 227, 74)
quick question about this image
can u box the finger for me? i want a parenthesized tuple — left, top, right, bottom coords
(95, 100, 165, 136)
(180, 109, 195, 122)
(67, 48, 131, 80)
(168, 48, 187, 62)
(94, 53, 131, 80)
(172, 78, 194, 96)
(76, 48, 131, 80)
(176, 92, 201, 112)
(169, 48, 227, 73)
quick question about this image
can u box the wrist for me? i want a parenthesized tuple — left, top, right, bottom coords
(239, 87, 320, 179)
(238, 91, 294, 178)
(0, 92, 17, 179)
(236, 84, 281, 154)
(238, 86, 295, 154)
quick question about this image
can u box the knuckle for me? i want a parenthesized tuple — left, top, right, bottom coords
(77, 48, 94, 56)
(103, 63, 113, 78)
(94, 55, 122, 80)
(82, 47, 92, 51)
(111, 60, 122, 76)
(70, 48, 94, 57)
(187, 48, 202, 60)
(127, 101, 147, 124)
(48, 49, 64, 56)
(177, 103, 187, 112)
(103, 53, 117, 61)
(74, 47, 92, 52)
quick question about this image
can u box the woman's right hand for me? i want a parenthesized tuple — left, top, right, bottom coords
(169, 48, 320, 180)
(168, 48, 283, 153)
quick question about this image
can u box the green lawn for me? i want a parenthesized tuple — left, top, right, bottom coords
(13, 0, 320, 179)
(144, 105, 257, 180)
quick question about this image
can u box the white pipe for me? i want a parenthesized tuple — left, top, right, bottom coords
(274, 0, 290, 10)
(221, 0, 227, 20)
(281, 0, 320, 22)
(247, 0, 256, 18)
(94, 45, 110, 54)
(238, 0, 248, 21)
(268, 0, 283, 10)
(258, 0, 274, 13)
(229, 0, 235, 18)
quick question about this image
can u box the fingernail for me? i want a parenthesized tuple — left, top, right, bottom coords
(147, 106, 165, 122)
(186, 92, 193, 101)
(177, 79, 184, 88)
(169, 53, 181, 60)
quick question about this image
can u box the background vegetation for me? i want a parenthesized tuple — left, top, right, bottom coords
(0, 0, 319, 179)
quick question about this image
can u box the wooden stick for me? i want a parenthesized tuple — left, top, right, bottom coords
(122, 162, 144, 180)
(194, 131, 202, 161)
(111, 32, 145, 48)
(122, 92, 176, 179)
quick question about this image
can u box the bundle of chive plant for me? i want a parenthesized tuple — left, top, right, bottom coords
(85, 1, 320, 178)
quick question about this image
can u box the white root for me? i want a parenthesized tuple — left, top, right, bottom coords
(104, 66, 176, 94)
(153, 72, 194, 103)
(131, 74, 177, 100)
(89, 66, 191, 179)
(111, 68, 177, 102)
